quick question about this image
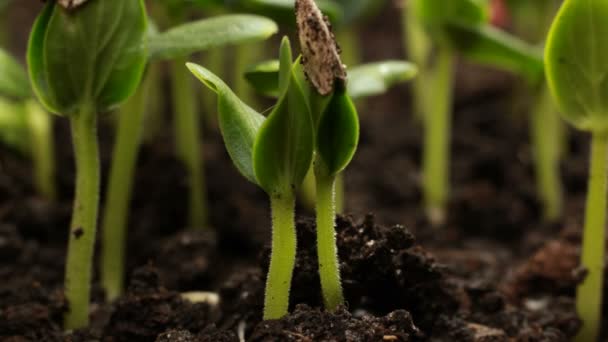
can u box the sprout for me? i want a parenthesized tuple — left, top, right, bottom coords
(189, 37, 313, 319)
(27, 0, 148, 329)
(100, 14, 278, 301)
(407, 0, 544, 224)
(545, 0, 608, 340)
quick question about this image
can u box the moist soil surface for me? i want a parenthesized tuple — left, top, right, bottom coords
(1, 2, 606, 342)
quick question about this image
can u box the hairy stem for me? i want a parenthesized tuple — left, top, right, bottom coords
(100, 74, 149, 301)
(171, 57, 207, 229)
(422, 46, 453, 224)
(531, 86, 563, 221)
(25, 100, 56, 200)
(575, 132, 608, 342)
(64, 104, 99, 330)
(264, 192, 297, 320)
(314, 163, 344, 311)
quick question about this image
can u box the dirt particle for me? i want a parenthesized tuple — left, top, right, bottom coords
(72, 227, 83, 239)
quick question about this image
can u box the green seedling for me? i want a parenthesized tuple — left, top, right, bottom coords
(28, 0, 148, 329)
(545, 0, 608, 340)
(407, 0, 544, 224)
(0, 48, 56, 200)
(101, 14, 277, 301)
(189, 37, 313, 319)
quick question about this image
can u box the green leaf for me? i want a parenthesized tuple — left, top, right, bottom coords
(446, 23, 544, 83)
(347, 61, 418, 99)
(245, 60, 418, 99)
(253, 38, 314, 195)
(316, 87, 359, 175)
(187, 62, 265, 184)
(0, 48, 31, 100)
(414, 0, 488, 34)
(27, 0, 148, 115)
(148, 15, 278, 61)
(545, 0, 608, 132)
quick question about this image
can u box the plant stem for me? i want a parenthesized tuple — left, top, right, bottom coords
(64, 104, 99, 330)
(100, 74, 149, 301)
(143, 63, 165, 143)
(314, 163, 344, 311)
(422, 46, 453, 224)
(530, 86, 563, 221)
(234, 42, 263, 108)
(264, 192, 297, 320)
(25, 100, 56, 201)
(334, 173, 345, 214)
(171, 57, 207, 229)
(575, 131, 608, 342)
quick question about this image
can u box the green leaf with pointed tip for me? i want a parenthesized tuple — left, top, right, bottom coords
(253, 38, 314, 195)
(27, 0, 148, 116)
(187, 62, 265, 184)
(446, 23, 544, 83)
(0, 48, 31, 100)
(545, 0, 608, 132)
(245, 60, 418, 99)
(347, 61, 418, 99)
(148, 15, 278, 61)
(316, 87, 359, 176)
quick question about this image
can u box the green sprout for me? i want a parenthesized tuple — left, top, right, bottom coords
(27, 0, 148, 329)
(100, 12, 277, 301)
(406, 0, 544, 224)
(0, 48, 55, 200)
(188, 37, 313, 319)
(545, 0, 608, 340)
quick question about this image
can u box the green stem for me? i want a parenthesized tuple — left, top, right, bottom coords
(575, 132, 608, 342)
(422, 46, 453, 224)
(335, 29, 361, 67)
(300, 167, 316, 212)
(314, 164, 344, 311)
(64, 104, 100, 330)
(25, 100, 56, 201)
(531, 86, 563, 221)
(334, 174, 345, 214)
(100, 74, 149, 301)
(234, 42, 263, 108)
(142, 63, 165, 143)
(264, 192, 297, 320)
(171, 57, 207, 229)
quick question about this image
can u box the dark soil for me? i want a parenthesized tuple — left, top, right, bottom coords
(1, 1, 607, 341)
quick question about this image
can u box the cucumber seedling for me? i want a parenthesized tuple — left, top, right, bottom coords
(188, 37, 314, 319)
(27, 0, 148, 329)
(406, 0, 544, 224)
(100, 12, 277, 301)
(0, 47, 55, 200)
(545, 0, 608, 340)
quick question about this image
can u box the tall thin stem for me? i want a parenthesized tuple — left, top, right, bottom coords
(100, 74, 148, 301)
(422, 46, 453, 224)
(264, 192, 297, 320)
(25, 100, 56, 200)
(171, 57, 207, 229)
(314, 163, 344, 311)
(64, 104, 99, 330)
(531, 86, 563, 221)
(575, 132, 608, 342)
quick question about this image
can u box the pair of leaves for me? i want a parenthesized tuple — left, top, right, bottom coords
(189, 38, 313, 195)
(28, 0, 148, 115)
(545, 0, 608, 133)
(412, 0, 544, 83)
(244, 60, 418, 100)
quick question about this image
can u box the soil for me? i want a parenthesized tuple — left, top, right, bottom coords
(0, 1, 606, 341)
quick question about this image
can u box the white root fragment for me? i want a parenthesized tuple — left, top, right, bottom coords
(180, 291, 220, 307)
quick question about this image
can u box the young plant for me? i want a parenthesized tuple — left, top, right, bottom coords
(0, 48, 56, 200)
(407, 0, 544, 224)
(188, 37, 313, 319)
(27, 0, 148, 329)
(100, 13, 277, 301)
(545, 0, 608, 340)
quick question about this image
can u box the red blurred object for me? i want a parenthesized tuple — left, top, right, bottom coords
(490, 0, 511, 28)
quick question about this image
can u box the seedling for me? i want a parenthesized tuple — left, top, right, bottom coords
(407, 0, 544, 223)
(101, 14, 278, 300)
(545, 0, 608, 340)
(28, 0, 148, 329)
(189, 37, 313, 319)
(0, 47, 56, 200)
